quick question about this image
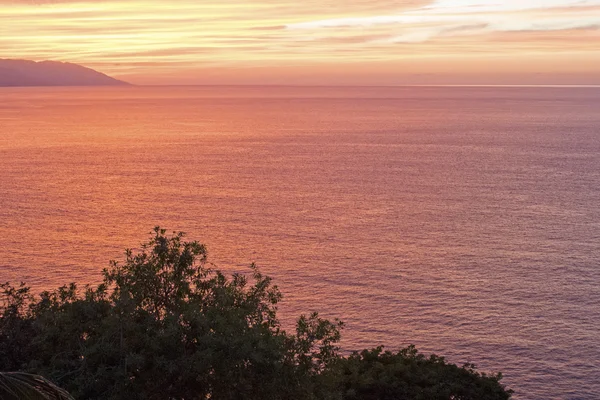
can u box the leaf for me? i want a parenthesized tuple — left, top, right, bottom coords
(0, 372, 75, 400)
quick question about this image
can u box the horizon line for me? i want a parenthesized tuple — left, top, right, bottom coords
(119, 83, 600, 88)
(3, 84, 600, 89)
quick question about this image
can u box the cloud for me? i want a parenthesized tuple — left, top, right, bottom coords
(1, 0, 599, 83)
(285, 0, 600, 45)
(428, 0, 600, 12)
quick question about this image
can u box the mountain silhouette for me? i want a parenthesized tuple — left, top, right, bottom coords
(0, 59, 129, 86)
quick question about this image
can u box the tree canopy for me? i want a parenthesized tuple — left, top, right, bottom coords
(0, 227, 512, 399)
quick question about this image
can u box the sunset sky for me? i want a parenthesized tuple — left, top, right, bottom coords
(1, 0, 599, 85)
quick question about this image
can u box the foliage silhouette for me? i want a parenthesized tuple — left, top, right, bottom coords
(334, 346, 511, 400)
(0, 227, 512, 399)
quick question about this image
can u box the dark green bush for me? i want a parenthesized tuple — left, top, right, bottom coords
(1, 227, 511, 400)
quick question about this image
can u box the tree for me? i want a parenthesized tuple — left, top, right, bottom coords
(0, 227, 511, 399)
(332, 346, 512, 400)
(0, 227, 341, 400)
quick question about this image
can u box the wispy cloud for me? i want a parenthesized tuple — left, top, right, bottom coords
(0, 0, 599, 83)
(287, 0, 600, 33)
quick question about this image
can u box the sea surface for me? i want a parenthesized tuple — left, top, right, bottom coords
(1, 86, 599, 399)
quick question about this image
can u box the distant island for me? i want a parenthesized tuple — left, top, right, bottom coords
(0, 59, 129, 87)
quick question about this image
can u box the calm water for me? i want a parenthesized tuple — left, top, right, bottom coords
(1, 86, 599, 399)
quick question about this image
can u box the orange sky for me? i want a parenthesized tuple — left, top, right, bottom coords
(1, 0, 599, 85)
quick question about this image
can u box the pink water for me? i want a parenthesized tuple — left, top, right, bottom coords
(1, 86, 600, 399)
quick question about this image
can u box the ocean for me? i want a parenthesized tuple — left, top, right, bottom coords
(1, 86, 599, 398)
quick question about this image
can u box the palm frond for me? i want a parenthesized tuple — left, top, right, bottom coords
(0, 372, 75, 400)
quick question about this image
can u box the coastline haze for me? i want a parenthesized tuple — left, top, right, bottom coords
(0, 59, 129, 87)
